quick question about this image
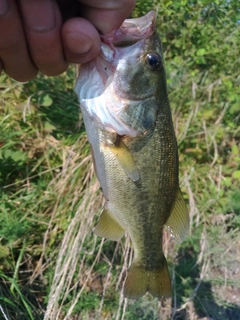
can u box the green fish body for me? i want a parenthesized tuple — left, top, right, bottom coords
(75, 11, 189, 299)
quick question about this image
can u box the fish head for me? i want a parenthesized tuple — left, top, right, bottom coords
(76, 11, 167, 137)
(108, 11, 164, 100)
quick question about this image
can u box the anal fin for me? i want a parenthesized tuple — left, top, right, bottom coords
(165, 188, 189, 243)
(94, 208, 125, 241)
(107, 137, 139, 182)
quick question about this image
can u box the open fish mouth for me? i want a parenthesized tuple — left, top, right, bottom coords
(101, 11, 156, 48)
(78, 11, 157, 93)
(96, 11, 157, 86)
(76, 10, 159, 137)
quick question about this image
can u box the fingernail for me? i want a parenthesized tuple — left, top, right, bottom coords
(21, 0, 56, 32)
(65, 33, 93, 54)
(0, 0, 10, 16)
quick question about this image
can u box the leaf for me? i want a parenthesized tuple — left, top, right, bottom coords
(3, 150, 27, 163)
(44, 121, 57, 133)
(0, 296, 17, 307)
(203, 109, 214, 120)
(196, 48, 206, 56)
(232, 170, 240, 180)
(0, 245, 10, 258)
(41, 94, 53, 107)
(232, 145, 239, 156)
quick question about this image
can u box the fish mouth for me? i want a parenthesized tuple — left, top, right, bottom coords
(76, 11, 159, 137)
(102, 11, 156, 48)
(96, 11, 156, 87)
(121, 11, 156, 34)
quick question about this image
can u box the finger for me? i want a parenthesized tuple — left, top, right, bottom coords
(62, 17, 100, 64)
(20, 0, 68, 76)
(0, 0, 38, 81)
(79, 0, 136, 34)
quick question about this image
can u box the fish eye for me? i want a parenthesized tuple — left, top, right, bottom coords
(145, 53, 162, 71)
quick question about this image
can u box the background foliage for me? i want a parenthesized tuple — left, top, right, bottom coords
(0, 0, 239, 319)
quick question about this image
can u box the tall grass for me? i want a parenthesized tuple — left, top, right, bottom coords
(1, 1, 240, 319)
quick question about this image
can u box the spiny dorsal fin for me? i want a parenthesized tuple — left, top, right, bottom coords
(165, 188, 189, 243)
(94, 208, 125, 241)
(107, 137, 140, 182)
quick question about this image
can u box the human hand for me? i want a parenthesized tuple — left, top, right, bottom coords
(0, 0, 136, 81)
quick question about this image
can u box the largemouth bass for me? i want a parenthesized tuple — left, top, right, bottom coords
(75, 11, 189, 299)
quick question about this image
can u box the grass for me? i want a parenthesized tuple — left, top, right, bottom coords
(1, 2, 240, 319)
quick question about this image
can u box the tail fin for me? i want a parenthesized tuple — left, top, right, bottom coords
(123, 258, 171, 299)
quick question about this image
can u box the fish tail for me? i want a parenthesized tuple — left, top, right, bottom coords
(123, 257, 171, 299)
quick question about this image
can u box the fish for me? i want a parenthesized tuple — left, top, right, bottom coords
(75, 11, 189, 299)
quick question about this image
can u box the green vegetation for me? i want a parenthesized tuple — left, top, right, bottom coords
(0, 0, 240, 319)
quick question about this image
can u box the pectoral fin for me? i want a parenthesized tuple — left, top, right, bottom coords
(165, 188, 189, 243)
(94, 208, 125, 241)
(107, 138, 139, 182)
